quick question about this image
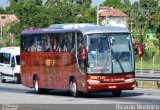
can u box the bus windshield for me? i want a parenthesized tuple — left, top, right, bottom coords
(86, 33, 134, 74)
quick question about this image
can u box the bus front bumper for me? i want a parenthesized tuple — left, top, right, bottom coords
(86, 81, 135, 92)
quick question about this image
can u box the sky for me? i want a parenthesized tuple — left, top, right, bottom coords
(92, 0, 139, 7)
(0, 0, 139, 8)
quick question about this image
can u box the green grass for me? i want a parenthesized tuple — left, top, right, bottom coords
(136, 81, 158, 89)
(135, 61, 160, 70)
(135, 56, 160, 70)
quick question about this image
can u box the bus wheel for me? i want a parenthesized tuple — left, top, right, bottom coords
(0, 73, 5, 83)
(112, 90, 122, 97)
(34, 77, 41, 94)
(70, 79, 79, 97)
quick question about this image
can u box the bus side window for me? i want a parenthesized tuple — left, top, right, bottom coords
(61, 34, 66, 52)
(30, 35, 43, 52)
(67, 33, 73, 52)
(61, 33, 71, 52)
(77, 33, 86, 73)
(61, 32, 76, 52)
(21, 35, 29, 52)
(27, 35, 33, 52)
(43, 35, 51, 52)
(53, 35, 61, 52)
(71, 33, 75, 52)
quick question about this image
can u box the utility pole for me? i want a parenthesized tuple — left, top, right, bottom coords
(97, 5, 99, 25)
(0, 15, 5, 42)
(0, 16, 2, 42)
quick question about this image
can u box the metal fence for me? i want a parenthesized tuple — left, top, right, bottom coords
(135, 55, 160, 87)
(135, 55, 160, 71)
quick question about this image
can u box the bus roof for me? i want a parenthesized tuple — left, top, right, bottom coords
(78, 25, 130, 34)
(48, 23, 95, 29)
(21, 23, 130, 35)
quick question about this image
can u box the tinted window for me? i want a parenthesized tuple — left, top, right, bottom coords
(0, 53, 3, 63)
(21, 33, 76, 53)
(11, 56, 15, 67)
(16, 55, 20, 65)
(3, 53, 11, 64)
(21, 35, 30, 52)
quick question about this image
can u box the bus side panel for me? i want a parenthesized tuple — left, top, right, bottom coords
(71, 53, 87, 92)
(53, 52, 64, 90)
(39, 52, 56, 89)
(39, 52, 65, 90)
(60, 52, 73, 90)
(30, 53, 44, 88)
(61, 52, 87, 92)
(21, 52, 32, 87)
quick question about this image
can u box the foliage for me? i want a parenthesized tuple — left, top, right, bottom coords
(128, 0, 160, 57)
(101, 0, 160, 58)
(135, 55, 160, 70)
(102, 0, 122, 9)
(0, 7, 6, 14)
(2, 0, 95, 46)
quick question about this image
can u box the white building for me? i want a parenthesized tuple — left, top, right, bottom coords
(99, 6, 128, 27)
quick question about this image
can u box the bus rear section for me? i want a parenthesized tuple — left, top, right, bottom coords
(20, 24, 135, 97)
(0, 47, 21, 83)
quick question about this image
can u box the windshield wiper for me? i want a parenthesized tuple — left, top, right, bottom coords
(111, 50, 125, 73)
(114, 56, 125, 73)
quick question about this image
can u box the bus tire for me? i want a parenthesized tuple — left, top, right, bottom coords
(70, 79, 79, 97)
(34, 77, 41, 94)
(14, 74, 20, 84)
(0, 73, 5, 83)
(112, 90, 122, 97)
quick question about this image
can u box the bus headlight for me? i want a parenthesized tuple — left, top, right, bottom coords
(87, 79, 100, 84)
(124, 78, 135, 83)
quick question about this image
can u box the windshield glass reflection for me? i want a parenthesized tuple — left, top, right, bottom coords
(86, 33, 134, 74)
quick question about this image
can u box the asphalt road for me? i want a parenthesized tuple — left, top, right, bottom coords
(0, 81, 160, 110)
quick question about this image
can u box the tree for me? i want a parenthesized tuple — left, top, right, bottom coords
(32, 0, 43, 5)
(4, 0, 96, 46)
(151, 6, 160, 52)
(102, 0, 122, 9)
(5, 0, 47, 45)
(76, 8, 96, 23)
(139, 0, 157, 10)
(129, 0, 160, 56)
(121, 0, 131, 14)
(0, 8, 6, 14)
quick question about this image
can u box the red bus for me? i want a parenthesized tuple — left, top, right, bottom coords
(20, 24, 135, 97)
